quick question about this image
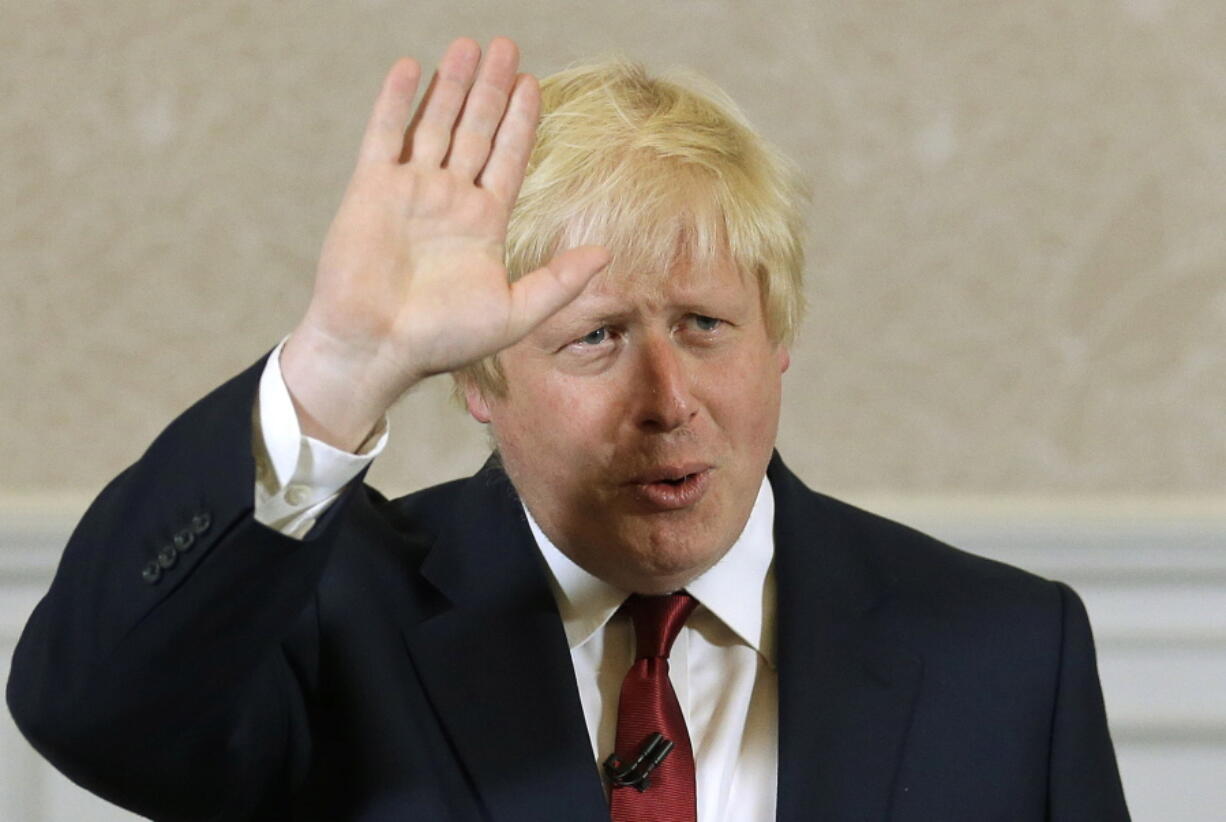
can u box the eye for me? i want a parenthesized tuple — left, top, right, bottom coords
(576, 327, 608, 346)
(691, 315, 722, 332)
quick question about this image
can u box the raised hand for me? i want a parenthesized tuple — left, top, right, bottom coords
(280, 38, 610, 450)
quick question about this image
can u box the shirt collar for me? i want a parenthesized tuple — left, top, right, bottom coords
(527, 475, 777, 667)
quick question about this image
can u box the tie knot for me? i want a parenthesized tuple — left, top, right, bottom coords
(622, 592, 698, 660)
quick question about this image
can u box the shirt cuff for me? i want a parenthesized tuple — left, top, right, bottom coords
(252, 338, 389, 537)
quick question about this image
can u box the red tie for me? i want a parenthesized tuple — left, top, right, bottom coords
(607, 592, 699, 822)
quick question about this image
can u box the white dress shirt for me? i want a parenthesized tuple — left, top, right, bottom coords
(252, 341, 779, 820)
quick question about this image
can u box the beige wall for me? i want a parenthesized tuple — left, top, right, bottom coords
(2, 0, 1223, 501)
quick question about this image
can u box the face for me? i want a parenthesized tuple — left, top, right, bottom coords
(466, 255, 789, 595)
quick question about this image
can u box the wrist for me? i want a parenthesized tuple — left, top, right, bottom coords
(279, 326, 409, 452)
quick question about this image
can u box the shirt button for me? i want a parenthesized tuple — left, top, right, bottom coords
(284, 485, 309, 506)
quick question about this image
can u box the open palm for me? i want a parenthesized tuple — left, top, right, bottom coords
(282, 38, 608, 449)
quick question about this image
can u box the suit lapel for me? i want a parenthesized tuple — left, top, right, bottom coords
(401, 460, 608, 822)
(769, 455, 923, 822)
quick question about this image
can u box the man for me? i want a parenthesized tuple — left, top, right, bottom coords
(8, 37, 1129, 821)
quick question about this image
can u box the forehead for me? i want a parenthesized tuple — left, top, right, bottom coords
(581, 250, 757, 307)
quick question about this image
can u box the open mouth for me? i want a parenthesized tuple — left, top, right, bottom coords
(633, 467, 712, 510)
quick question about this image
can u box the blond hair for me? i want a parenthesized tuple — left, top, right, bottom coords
(457, 56, 807, 397)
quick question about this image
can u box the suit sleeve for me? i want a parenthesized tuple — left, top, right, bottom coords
(1046, 581, 1131, 821)
(5, 354, 359, 821)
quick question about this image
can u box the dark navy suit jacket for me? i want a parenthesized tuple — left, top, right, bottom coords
(8, 356, 1130, 820)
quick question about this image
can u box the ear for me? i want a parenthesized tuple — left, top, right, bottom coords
(776, 345, 791, 374)
(464, 381, 493, 424)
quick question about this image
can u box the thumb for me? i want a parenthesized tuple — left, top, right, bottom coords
(505, 245, 611, 339)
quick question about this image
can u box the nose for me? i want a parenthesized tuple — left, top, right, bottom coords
(633, 335, 697, 433)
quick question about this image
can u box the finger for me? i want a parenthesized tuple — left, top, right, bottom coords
(357, 58, 422, 166)
(445, 37, 520, 180)
(477, 73, 540, 203)
(406, 38, 482, 167)
(505, 246, 612, 340)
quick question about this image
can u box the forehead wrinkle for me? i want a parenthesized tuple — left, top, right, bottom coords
(583, 263, 668, 308)
(592, 244, 742, 301)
